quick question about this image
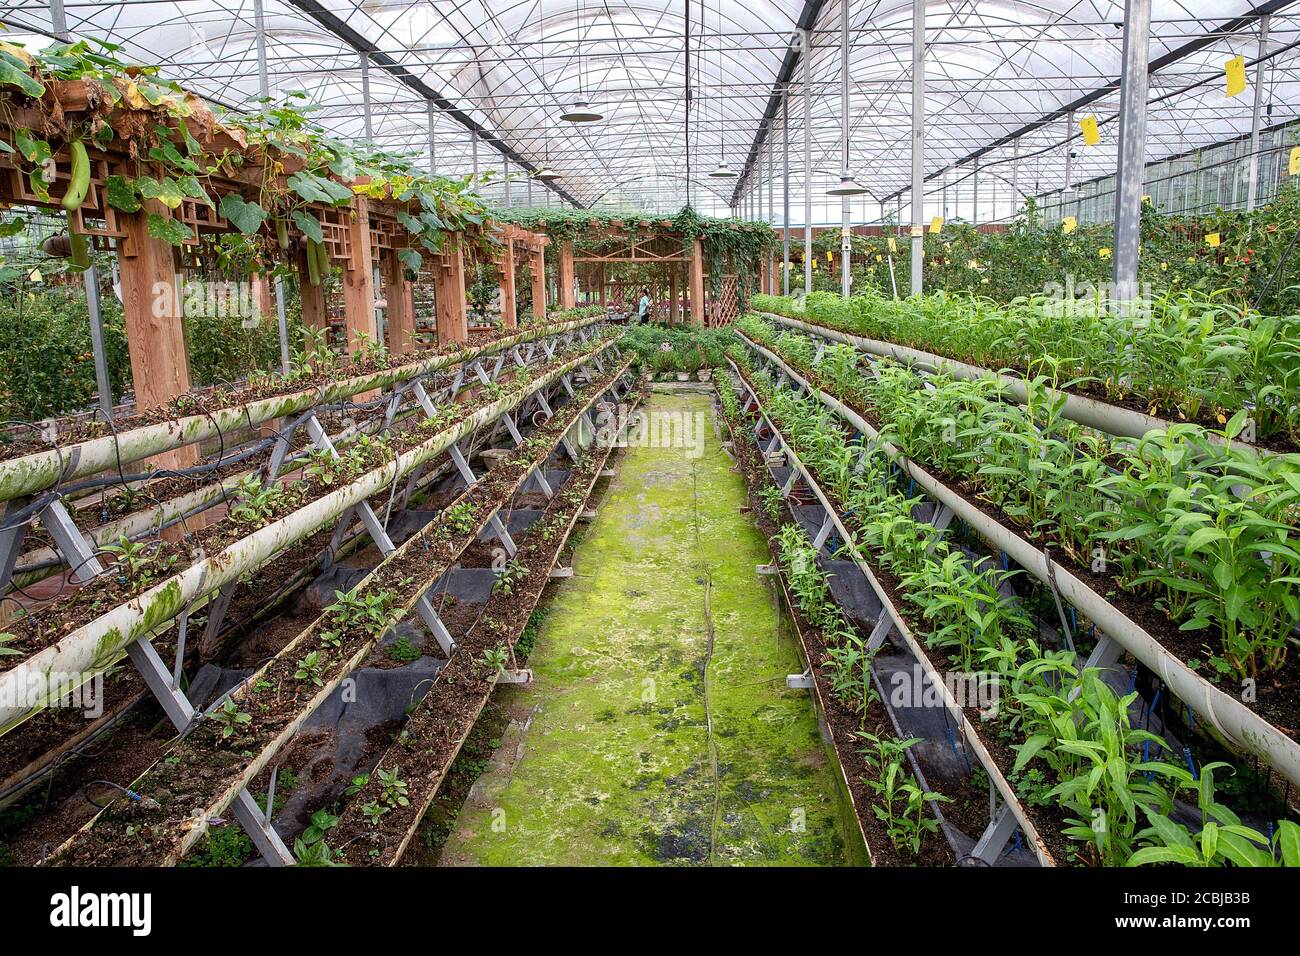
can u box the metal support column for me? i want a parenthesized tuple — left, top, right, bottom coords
(839, 0, 851, 299)
(782, 93, 791, 295)
(427, 99, 437, 174)
(802, 28, 813, 296)
(909, 0, 925, 296)
(1111, 0, 1152, 303)
(1011, 137, 1019, 220)
(83, 265, 113, 420)
(1246, 15, 1271, 211)
(360, 51, 373, 141)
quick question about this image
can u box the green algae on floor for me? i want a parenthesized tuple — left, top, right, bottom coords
(437, 390, 866, 867)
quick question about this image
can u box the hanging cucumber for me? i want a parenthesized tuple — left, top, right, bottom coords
(313, 238, 330, 279)
(67, 223, 91, 270)
(276, 217, 289, 250)
(61, 139, 90, 211)
(305, 239, 321, 286)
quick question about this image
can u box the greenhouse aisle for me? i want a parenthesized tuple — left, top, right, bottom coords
(438, 390, 864, 866)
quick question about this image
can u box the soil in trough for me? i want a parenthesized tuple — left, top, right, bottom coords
(436, 392, 866, 867)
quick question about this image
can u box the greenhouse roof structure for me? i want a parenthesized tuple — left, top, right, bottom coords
(2, 1, 1295, 223)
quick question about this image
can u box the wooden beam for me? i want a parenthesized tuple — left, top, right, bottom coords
(117, 200, 197, 476)
(669, 267, 679, 325)
(435, 234, 468, 345)
(558, 240, 575, 310)
(341, 196, 377, 356)
(295, 243, 328, 348)
(689, 238, 705, 325)
(531, 246, 546, 322)
(382, 249, 415, 354)
(499, 239, 517, 331)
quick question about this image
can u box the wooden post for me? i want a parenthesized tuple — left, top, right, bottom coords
(435, 233, 468, 344)
(252, 273, 273, 320)
(689, 238, 705, 325)
(296, 243, 327, 348)
(669, 267, 679, 325)
(558, 240, 575, 310)
(499, 239, 517, 330)
(598, 264, 607, 309)
(341, 196, 377, 356)
(382, 250, 415, 354)
(118, 200, 197, 476)
(531, 245, 546, 322)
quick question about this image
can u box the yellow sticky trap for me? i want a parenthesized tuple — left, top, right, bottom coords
(887, 237, 897, 253)
(1080, 115, 1100, 146)
(1062, 216, 1077, 234)
(929, 216, 943, 234)
(811, 259, 817, 270)
(28, 268, 42, 283)
(1099, 247, 1111, 259)
(968, 259, 979, 269)
(1206, 232, 1221, 248)
(826, 251, 833, 262)
(1142, 194, 1152, 204)
(1225, 55, 1247, 98)
(1289, 146, 1300, 175)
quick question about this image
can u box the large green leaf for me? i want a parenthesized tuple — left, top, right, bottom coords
(105, 175, 141, 213)
(291, 209, 324, 244)
(219, 193, 268, 235)
(146, 212, 192, 246)
(136, 176, 185, 209)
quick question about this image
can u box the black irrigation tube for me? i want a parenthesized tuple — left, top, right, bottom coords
(735, 330, 1300, 792)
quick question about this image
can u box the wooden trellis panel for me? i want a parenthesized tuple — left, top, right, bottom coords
(707, 275, 738, 327)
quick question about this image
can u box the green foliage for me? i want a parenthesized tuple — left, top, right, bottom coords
(857, 732, 948, 855)
(210, 698, 252, 740)
(730, 336, 1298, 867)
(621, 324, 733, 373)
(792, 191, 1300, 315)
(740, 312, 1300, 680)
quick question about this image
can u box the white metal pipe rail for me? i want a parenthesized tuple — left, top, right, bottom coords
(756, 311, 1262, 454)
(736, 331, 1300, 791)
(0, 341, 615, 735)
(0, 317, 602, 504)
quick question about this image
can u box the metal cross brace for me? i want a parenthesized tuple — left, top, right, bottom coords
(970, 801, 1019, 866)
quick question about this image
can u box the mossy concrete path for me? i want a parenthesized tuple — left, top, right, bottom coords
(437, 390, 864, 866)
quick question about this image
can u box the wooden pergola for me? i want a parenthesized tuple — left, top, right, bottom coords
(546, 218, 731, 326)
(0, 82, 551, 469)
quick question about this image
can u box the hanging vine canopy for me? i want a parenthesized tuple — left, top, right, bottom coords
(0, 36, 496, 279)
(497, 205, 777, 261)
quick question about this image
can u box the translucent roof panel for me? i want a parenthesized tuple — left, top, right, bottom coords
(1, 0, 1293, 223)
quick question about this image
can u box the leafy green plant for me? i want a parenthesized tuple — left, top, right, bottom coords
(209, 698, 251, 740)
(293, 651, 325, 687)
(858, 732, 948, 854)
(475, 644, 509, 677)
(376, 767, 410, 809)
(386, 636, 421, 663)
